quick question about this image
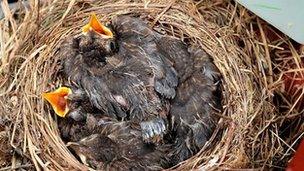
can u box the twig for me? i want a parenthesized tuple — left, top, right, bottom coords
(0, 164, 33, 171)
(151, 0, 176, 27)
(35, 0, 41, 44)
(219, 121, 236, 164)
(257, 18, 273, 87)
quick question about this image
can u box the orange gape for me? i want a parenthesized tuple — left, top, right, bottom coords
(42, 87, 72, 117)
(286, 139, 304, 171)
(82, 13, 113, 38)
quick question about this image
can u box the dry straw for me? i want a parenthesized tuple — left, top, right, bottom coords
(0, 0, 303, 170)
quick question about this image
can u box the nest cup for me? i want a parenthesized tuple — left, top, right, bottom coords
(1, 0, 300, 170)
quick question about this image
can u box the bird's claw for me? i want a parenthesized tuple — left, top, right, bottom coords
(140, 118, 167, 144)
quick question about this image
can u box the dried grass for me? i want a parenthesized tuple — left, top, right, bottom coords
(0, 0, 303, 170)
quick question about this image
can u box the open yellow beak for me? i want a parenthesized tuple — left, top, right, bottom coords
(42, 87, 72, 117)
(82, 13, 113, 38)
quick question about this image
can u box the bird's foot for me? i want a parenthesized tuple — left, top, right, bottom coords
(140, 118, 167, 144)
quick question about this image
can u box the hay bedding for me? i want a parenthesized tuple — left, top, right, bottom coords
(0, 0, 302, 170)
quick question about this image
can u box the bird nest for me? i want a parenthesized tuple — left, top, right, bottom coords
(1, 0, 303, 170)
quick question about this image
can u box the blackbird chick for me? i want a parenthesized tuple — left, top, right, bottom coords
(64, 114, 170, 171)
(152, 36, 222, 164)
(46, 14, 179, 143)
(168, 45, 222, 165)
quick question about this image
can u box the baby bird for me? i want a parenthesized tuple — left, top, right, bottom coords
(164, 42, 222, 164)
(60, 114, 171, 170)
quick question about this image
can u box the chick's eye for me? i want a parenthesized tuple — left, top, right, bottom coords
(110, 41, 116, 51)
